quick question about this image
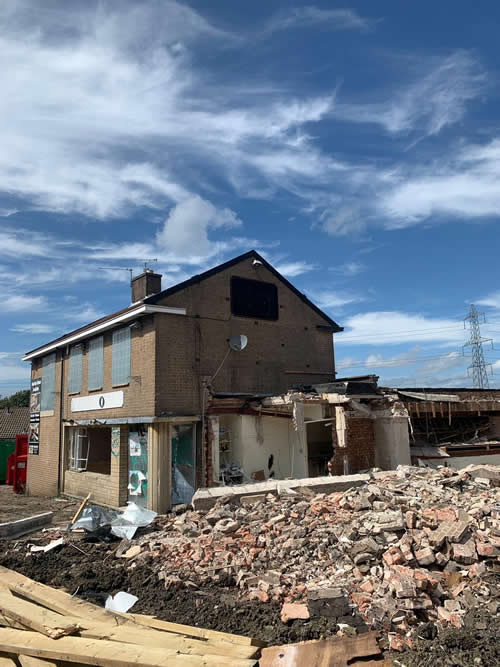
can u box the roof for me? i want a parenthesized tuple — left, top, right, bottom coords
(0, 407, 29, 439)
(144, 250, 343, 332)
(23, 250, 342, 361)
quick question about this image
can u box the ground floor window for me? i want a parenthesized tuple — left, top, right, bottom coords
(67, 426, 111, 475)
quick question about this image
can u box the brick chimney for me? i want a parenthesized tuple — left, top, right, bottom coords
(131, 269, 162, 302)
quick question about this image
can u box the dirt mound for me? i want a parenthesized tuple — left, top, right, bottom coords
(0, 545, 344, 645)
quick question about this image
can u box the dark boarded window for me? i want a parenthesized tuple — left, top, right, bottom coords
(231, 276, 278, 320)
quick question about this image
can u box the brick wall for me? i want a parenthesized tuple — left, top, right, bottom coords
(155, 257, 335, 415)
(329, 416, 375, 475)
(61, 316, 156, 422)
(26, 355, 62, 497)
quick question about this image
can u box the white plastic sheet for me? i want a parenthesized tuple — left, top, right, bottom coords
(105, 591, 138, 613)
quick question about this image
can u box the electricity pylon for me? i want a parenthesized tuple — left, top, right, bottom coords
(463, 304, 493, 389)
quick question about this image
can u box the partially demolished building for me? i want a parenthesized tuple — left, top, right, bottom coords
(23, 250, 349, 511)
(25, 248, 496, 512)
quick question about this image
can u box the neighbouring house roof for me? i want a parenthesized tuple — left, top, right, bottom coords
(23, 250, 342, 361)
(144, 250, 343, 332)
(0, 407, 29, 439)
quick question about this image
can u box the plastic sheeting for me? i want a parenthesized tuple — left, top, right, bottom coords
(72, 502, 157, 540)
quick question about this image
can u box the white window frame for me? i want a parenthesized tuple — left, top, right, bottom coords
(88, 336, 104, 391)
(68, 345, 82, 395)
(68, 427, 89, 472)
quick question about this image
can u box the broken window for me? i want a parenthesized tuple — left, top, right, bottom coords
(230, 276, 278, 320)
(68, 426, 111, 474)
(69, 427, 89, 471)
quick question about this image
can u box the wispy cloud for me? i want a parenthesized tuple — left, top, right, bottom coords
(380, 138, 500, 226)
(329, 261, 365, 276)
(264, 7, 373, 35)
(338, 311, 465, 345)
(477, 291, 500, 309)
(10, 323, 56, 334)
(1, 295, 47, 313)
(275, 260, 317, 277)
(307, 289, 366, 310)
(334, 51, 485, 137)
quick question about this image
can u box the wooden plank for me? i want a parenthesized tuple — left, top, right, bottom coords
(61, 616, 259, 661)
(125, 613, 265, 647)
(259, 632, 380, 667)
(0, 628, 257, 667)
(0, 592, 78, 639)
(0, 657, 17, 666)
(19, 655, 58, 667)
(67, 494, 91, 532)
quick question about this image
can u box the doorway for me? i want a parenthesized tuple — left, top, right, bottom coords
(171, 423, 196, 505)
(128, 426, 148, 508)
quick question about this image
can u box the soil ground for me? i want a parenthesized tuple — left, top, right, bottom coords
(0, 486, 79, 526)
(1, 537, 499, 665)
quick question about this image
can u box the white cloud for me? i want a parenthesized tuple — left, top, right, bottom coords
(380, 139, 500, 226)
(264, 7, 372, 34)
(275, 261, 316, 277)
(10, 324, 56, 334)
(339, 311, 465, 345)
(329, 261, 365, 276)
(477, 291, 500, 309)
(307, 290, 366, 309)
(0, 1, 339, 221)
(0, 352, 30, 389)
(156, 196, 242, 256)
(1, 295, 47, 313)
(334, 51, 484, 137)
(418, 351, 465, 375)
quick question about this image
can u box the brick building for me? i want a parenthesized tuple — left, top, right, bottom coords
(23, 250, 343, 511)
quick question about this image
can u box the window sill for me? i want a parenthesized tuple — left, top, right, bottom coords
(88, 387, 103, 393)
(68, 392, 80, 396)
(112, 382, 129, 388)
(40, 410, 54, 418)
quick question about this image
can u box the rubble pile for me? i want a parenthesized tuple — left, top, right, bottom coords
(142, 465, 499, 649)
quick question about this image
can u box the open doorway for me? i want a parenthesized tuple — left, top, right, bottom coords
(306, 420, 334, 477)
(171, 423, 196, 505)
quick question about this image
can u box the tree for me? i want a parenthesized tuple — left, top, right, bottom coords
(0, 389, 30, 409)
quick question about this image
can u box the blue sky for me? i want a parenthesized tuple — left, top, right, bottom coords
(1, 0, 500, 396)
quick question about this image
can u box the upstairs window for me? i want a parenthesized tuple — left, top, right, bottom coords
(112, 327, 130, 386)
(41, 353, 56, 411)
(68, 345, 82, 394)
(88, 336, 103, 391)
(231, 276, 278, 320)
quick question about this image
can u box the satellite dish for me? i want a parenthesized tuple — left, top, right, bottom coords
(229, 335, 248, 352)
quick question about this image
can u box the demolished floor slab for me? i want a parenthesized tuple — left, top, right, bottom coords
(192, 473, 372, 510)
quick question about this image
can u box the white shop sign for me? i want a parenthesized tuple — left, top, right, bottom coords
(71, 391, 124, 413)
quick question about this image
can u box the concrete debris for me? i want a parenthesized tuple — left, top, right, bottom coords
(133, 464, 499, 649)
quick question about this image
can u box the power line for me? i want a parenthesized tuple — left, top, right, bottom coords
(463, 304, 493, 389)
(337, 325, 464, 342)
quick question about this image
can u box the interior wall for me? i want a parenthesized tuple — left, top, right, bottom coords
(423, 453, 500, 469)
(373, 416, 411, 470)
(217, 413, 308, 482)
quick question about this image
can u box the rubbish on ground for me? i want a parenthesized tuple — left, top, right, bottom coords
(104, 591, 138, 613)
(71, 501, 156, 540)
(66, 492, 91, 534)
(30, 537, 64, 553)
